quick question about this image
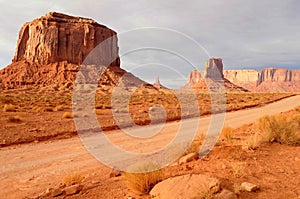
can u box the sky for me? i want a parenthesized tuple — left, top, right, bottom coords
(0, 0, 299, 88)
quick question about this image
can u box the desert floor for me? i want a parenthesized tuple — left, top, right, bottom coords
(0, 95, 299, 199)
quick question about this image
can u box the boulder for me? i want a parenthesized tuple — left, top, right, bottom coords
(150, 174, 220, 199)
(215, 189, 238, 199)
(241, 182, 259, 192)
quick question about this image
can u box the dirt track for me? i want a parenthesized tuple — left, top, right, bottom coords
(1, 95, 300, 199)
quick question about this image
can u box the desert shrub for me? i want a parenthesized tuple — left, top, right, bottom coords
(62, 112, 74, 119)
(3, 104, 15, 112)
(44, 107, 53, 112)
(63, 172, 84, 186)
(243, 133, 260, 150)
(124, 161, 164, 194)
(231, 162, 246, 178)
(257, 114, 300, 145)
(186, 133, 205, 154)
(54, 105, 65, 111)
(7, 115, 21, 123)
(220, 126, 234, 141)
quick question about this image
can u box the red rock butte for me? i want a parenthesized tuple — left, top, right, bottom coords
(13, 12, 120, 66)
(0, 12, 141, 90)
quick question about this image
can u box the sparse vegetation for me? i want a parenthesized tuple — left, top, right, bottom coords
(62, 112, 74, 119)
(186, 133, 205, 154)
(220, 126, 234, 141)
(54, 105, 65, 111)
(257, 114, 300, 145)
(44, 107, 54, 112)
(7, 115, 22, 123)
(231, 162, 246, 178)
(124, 162, 164, 194)
(3, 104, 15, 112)
(243, 133, 260, 150)
(63, 172, 84, 186)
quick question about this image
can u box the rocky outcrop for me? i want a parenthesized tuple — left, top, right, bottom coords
(204, 58, 224, 80)
(186, 58, 248, 92)
(224, 68, 300, 92)
(150, 174, 222, 199)
(13, 12, 120, 66)
(0, 12, 144, 91)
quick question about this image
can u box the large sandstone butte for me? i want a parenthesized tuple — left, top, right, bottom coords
(224, 68, 300, 92)
(13, 12, 120, 66)
(186, 58, 248, 92)
(0, 12, 146, 90)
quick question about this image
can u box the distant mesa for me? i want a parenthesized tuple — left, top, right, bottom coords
(224, 68, 300, 92)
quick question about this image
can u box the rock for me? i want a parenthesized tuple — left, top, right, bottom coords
(109, 168, 122, 178)
(13, 12, 119, 66)
(153, 76, 162, 89)
(241, 182, 259, 192)
(0, 12, 150, 91)
(204, 58, 224, 80)
(150, 174, 220, 199)
(50, 188, 63, 197)
(216, 189, 238, 199)
(185, 58, 248, 92)
(224, 68, 300, 92)
(178, 152, 198, 164)
(63, 184, 83, 196)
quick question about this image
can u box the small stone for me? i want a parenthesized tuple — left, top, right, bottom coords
(109, 168, 122, 178)
(241, 182, 259, 192)
(63, 184, 83, 196)
(295, 157, 300, 162)
(178, 153, 198, 164)
(50, 188, 63, 197)
(216, 189, 238, 199)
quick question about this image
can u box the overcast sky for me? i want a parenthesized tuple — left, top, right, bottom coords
(0, 0, 299, 88)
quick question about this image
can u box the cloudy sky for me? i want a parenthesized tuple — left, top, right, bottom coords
(0, 0, 299, 88)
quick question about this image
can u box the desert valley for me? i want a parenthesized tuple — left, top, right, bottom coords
(0, 12, 300, 199)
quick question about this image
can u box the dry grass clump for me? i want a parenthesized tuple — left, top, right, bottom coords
(62, 112, 74, 119)
(124, 161, 164, 194)
(3, 104, 15, 112)
(242, 110, 300, 149)
(231, 162, 246, 178)
(44, 107, 54, 112)
(63, 172, 84, 186)
(243, 133, 260, 150)
(257, 114, 300, 145)
(54, 105, 65, 111)
(186, 133, 205, 154)
(220, 126, 234, 141)
(7, 115, 22, 123)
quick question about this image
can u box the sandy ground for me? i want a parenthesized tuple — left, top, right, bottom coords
(0, 95, 300, 199)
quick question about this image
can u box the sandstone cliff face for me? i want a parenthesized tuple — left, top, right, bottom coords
(204, 58, 224, 80)
(186, 58, 248, 92)
(224, 68, 300, 92)
(0, 12, 128, 90)
(13, 12, 120, 66)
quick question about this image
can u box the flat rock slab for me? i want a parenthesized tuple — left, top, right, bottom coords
(150, 174, 220, 199)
